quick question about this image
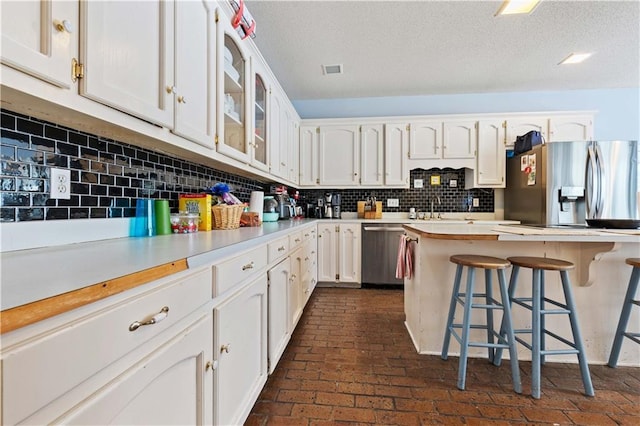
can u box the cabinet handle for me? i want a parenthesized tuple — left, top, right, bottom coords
(129, 306, 169, 332)
(54, 19, 73, 33)
(242, 262, 254, 271)
(165, 86, 176, 94)
(304, 233, 310, 237)
(278, 246, 286, 251)
(177, 95, 186, 104)
(205, 361, 214, 371)
(295, 238, 301, 243)
(220, 344, 231, 353)
(305, 257, 309, 261)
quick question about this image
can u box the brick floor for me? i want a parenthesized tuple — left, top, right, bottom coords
(247, 288, 640, 425)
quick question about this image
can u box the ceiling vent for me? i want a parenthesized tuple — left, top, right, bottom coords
(322, 64, 343, 75)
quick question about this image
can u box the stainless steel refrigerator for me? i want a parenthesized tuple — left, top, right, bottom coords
(504, 141, 639, 226)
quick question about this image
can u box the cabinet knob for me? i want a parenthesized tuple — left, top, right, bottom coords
(205, 361, 215, 371)
(54, 19, 73, 33)
(166, 86, 176, 94)
(177, 95, 186, 104)
(220, 344, 231, 353)
(129, 306, 169, 332)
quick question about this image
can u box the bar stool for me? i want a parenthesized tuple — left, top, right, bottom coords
(496, 256, 594, 399)
(441, 254, 521, 393)
(608, 258, 640, 368)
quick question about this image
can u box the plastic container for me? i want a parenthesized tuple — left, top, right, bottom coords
(263, 212, 279, 222)
(170, 212, 199, 234)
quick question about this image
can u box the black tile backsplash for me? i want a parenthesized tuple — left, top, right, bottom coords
(299, 169, 494, 214)
(0, 109, 495, 222)
(0, 110, 268, 222)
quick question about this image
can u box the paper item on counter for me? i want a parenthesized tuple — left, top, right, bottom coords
(249, 191, 264, 222)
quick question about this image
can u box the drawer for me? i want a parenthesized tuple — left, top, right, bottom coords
(2, 267, 211, 425)
(301, 226, 316, 243)
(214, 245, 267, 295)
(268, 236, 289, 264)
(289, 230, 303, 249)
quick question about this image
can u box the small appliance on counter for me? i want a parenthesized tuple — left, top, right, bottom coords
(272, 193, 294, 220)
(319, 192, 342, 219)
(262, 196, 279, 222)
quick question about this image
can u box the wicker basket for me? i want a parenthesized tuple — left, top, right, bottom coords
(211, 204, 244, 230)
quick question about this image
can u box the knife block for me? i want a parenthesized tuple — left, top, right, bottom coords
(358, 201, 382, 219)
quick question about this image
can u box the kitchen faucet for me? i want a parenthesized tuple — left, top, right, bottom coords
(430, 196, 442, 219)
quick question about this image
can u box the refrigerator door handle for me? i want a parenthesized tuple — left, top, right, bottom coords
(586, 146, 599, 218)
(595, 143, 606, 217)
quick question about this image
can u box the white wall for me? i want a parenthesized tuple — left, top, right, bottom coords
(293, 88, 640, 141)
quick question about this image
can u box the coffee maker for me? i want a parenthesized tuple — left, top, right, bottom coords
(331, 193, 341, 219)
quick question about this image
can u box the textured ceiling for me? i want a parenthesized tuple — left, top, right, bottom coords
(244, 0, 640, 101)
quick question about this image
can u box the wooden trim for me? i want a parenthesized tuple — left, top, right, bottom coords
(1, 259, 188, 334)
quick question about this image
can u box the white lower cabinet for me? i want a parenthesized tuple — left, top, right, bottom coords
(289, 247, 304, 330)
(317, 223, 361, 284)
(1, 266, 212, 425)
(214, 274, 268, 426)
(267, 257, 291, 374)
(56, 312, 213, 425)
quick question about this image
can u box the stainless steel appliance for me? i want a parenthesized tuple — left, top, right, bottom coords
(361, 223, 404, 286)
(273, 194, 294, 220)
(505, 141, 639, 226)
(320, 192, 342, 219)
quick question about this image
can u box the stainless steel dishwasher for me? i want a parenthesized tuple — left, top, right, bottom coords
(361, 223, 405, 286)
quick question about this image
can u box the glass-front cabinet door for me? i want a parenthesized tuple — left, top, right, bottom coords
(251, 64, 268, 171)
(219, 32, 249, 162)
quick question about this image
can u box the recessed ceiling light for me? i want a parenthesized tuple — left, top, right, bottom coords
(559, 53, 593, 65)
(495, 0, 541, 16)
(322, 64, 343, 75)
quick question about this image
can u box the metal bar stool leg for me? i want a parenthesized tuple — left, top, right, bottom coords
(457, 267, 476, 390)
(560, 270, 595, 397)
(441, 264, 464, 360)
(608, 265, 640, 368)
(485, 269, 495, 363)
(531, 268, 542, 399)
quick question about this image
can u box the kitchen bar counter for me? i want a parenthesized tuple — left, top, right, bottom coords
(402, 223, 640, 366)
(0, 219, 318, 331)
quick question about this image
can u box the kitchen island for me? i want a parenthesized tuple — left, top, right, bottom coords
(402, 223, 640, 366)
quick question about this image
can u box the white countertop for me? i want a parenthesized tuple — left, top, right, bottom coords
(0, 219, 318, 311)
(403, 223, 640, 243)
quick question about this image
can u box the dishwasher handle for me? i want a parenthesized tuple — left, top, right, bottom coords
(363, 227, 405, 232)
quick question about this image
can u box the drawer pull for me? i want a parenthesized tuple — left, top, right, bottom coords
(295, 238, 301, 243)
(278, 246, 286, 251)
(242, 262, 254, 271)
(129, 306, 169, 332)
(221, 344, 231, 353)
(304, 233, 310, 237)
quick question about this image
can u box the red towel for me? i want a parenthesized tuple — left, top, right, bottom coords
(395, 235, 414, 279)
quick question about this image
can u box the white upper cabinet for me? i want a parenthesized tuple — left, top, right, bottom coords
(1, 0, 78, 89)
(548, 115, 593, 142)
(80, 0, 174, 128)
(384, 123, 409, 186)
(466, 119, 506, 188)
(250, 57, 269, 171)
(442, 120, 477, 159)
(218, 29, 250, 162)
(299, 125, 319, 186)
(173, 0, 216, 148)
(268, 87, 286, 179)
(409, 120, 442, 159)
(360, 124, 384, 186)
(318, 125, 360, 186)
(287, 112, 300, 185)
(505, 117, 548, 148)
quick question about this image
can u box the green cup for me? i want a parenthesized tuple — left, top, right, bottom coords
(154, 199, 172, 235)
